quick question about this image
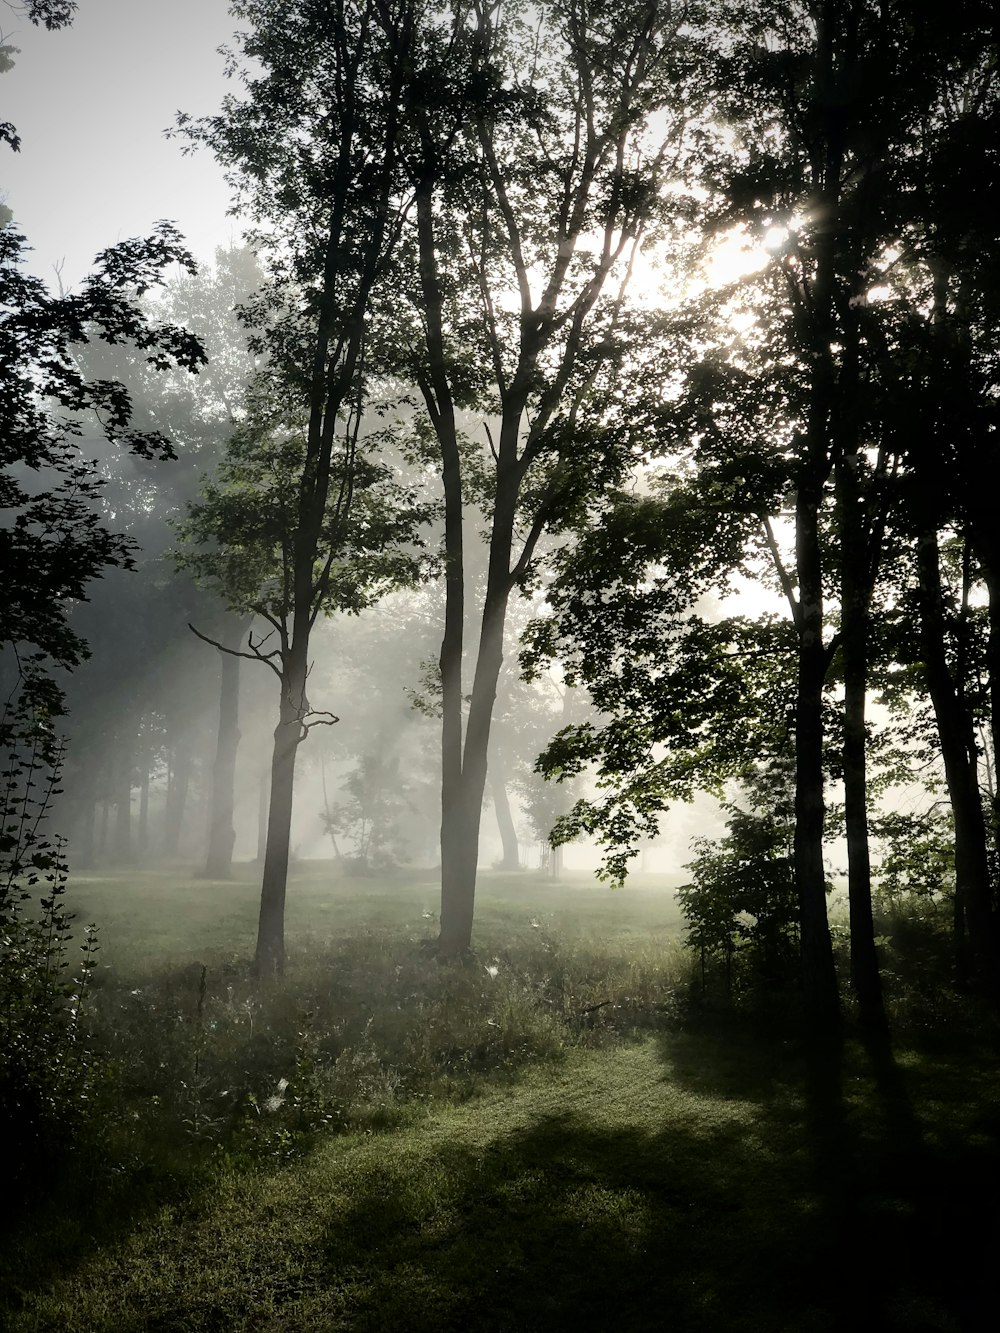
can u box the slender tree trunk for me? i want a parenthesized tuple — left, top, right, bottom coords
(204, 625, 245, 879)
(76, 798, 96, 869)
(319, 749, 343, 864)
(164, 738, 191, 859)
(916, 531, 997, 996)
(490, 750, 520, 871)
(97, 797, 109, 860)
(439, 495, 516, 954)
(794, 485, 840, 1029)
(972, 536, 1000, 860)
(834, 359, 885, 1025)
(112, 729, 133, 864)
(414, 177, 471, 954)
(787, 1, 842, 1032)
(255, 655, 307, 975)
(840, 598, 883, 1020)
(137, 745, 150, 856)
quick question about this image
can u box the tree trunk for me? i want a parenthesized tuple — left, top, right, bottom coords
(439, 558, 512, 954)
(835, 394, 885, 1026)
(490, 751, 520, 871)
(319, 748, 343, 864)
(255, 658, 307, 975)
(164, 738, 191, 859)
(76, 799, 96, 869)
(204, 628, 244, 879)
(841, 615, 884, 1021)
(972, 535, 1000, 862)
(794, 480, 841, 1030)
(137, 745, 150, 856)
(787, 1, 843, 1033)
(256, 767, 269, 863)
(414, 177, 471, 955)
(916, 531, 997, 996)
(112, 729, 133, 864)
(97, 797, 109, 860)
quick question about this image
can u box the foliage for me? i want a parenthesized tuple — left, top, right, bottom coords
(870, 808, 956, 908)
(14, 1, 75, 28)
(0, 225, 205, 687)
(678, 763, 800, 998)
(0, 2, 77, 153)
(526, 485, 796, 883)
(0, 685, 101, 1185)
(322, 750, 413, 873)
(175, 396, 432, 631)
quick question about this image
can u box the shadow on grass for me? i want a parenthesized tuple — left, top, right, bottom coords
(656, 1019, 997, 1333)
(0, 1135, 226, 1327)
(313, 1026, 998, 1333)
(320, 1112, 813, 1333)
(5, 999, 999, 1332)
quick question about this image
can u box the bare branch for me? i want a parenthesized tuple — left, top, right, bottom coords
(188, 622, 283, 680)
(302, 711, 340, 733)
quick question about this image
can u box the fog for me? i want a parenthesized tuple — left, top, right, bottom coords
(5, 5, 997, 1330)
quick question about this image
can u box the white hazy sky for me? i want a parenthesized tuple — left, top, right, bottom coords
(2, 0, 238, 287)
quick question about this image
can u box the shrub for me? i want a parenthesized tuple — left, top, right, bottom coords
(1, 686, 102, 1186)
(678, 763, 799, 1001)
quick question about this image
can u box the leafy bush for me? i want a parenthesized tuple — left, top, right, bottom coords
(870, 808, 955, 907)
(1, 687, 102, 1184)
(678, 764, 799, 1000)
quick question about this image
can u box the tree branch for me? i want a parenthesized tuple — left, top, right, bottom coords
(188, 622, 283, 680)
(761, 515, 802, 632)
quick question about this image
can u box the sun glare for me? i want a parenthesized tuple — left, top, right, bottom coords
(704, 227, 771, 287)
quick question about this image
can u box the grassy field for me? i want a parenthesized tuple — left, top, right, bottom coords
(63, 861, 687, 971)
(4, 864, 999, 1331)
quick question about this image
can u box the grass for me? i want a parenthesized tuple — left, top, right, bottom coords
(64, 862, 686, 975)
(3, 863, 999, 1331)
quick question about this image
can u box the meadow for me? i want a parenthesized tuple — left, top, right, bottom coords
(3, 864, 998, 1332)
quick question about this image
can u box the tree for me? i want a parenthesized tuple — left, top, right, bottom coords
(1, 1, 77, 156)
(178, 391, 431, 966)
(46, 249, 262, 874)
(0, 225, 206, 706)
(523, 483, 793, 885)
(528, 0, 1000, 1029)
(177, 0, 428, 973)
(2, 3, 207, 695)
(891, 25, 1000, 998)
(398, 0, 698, 954)
(679, 760, 799, 1000)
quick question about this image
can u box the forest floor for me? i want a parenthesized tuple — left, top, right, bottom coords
(3, 865, 999, 1332)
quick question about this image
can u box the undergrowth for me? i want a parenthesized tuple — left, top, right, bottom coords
(4, 869, 998, 1332)
(78, 922, 688, 1171)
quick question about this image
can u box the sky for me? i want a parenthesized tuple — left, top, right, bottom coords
(2, 0, 238, 288)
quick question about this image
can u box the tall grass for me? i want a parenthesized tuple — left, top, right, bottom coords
(1, 870, 685, 1180)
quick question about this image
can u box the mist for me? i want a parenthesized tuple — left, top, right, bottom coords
(3, 3, 998, 1330)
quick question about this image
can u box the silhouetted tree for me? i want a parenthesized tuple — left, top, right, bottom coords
(177, 0, 430, 972)
(398, 0, 697, 954)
